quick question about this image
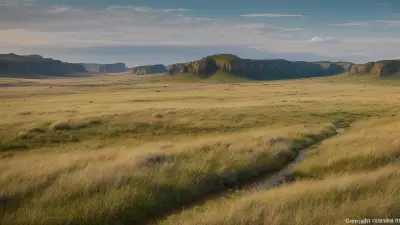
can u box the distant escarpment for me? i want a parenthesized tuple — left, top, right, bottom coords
(132, 64, 167, 75)
(168, 54, 353, 80)
(0, 53, 86, 76)
(349, 60, 400, 76)
(98, 63, 129, 73)
(80, 63, 104, 73)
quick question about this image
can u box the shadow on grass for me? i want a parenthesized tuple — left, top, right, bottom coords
(103, 126, 342, 225)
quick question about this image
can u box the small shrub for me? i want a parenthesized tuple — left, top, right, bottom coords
(17, 111, 32, 116)
(153, 113, 164, 118)
(0, 143, 27, 151)
(26, 127, 46, 133)
(88, 119, 102, 125)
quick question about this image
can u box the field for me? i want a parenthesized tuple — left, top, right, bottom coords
(1, 73, 400, 225)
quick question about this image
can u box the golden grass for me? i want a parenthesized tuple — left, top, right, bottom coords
(1, 73, 400, 224)
(0, 124, 334, 225)
(160, 165, 400, 225)
(291, 117, 400, 179)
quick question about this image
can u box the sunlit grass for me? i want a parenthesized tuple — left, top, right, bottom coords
(160, 165, 400, 225)
(291, 117, 400, 179)
(1, 73, 400, 224)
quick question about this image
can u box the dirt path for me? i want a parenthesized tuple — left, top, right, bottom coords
(245, 127, 346, 193)
(245, 149, 309, 192)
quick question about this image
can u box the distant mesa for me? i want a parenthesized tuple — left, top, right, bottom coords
(132, 64, 167, 75)
(99, 63, 129, 73)
(168, 54, 354, 80)
(81, 63, 129, 73)
(0, 53, 86, 76)
(0, 53, 129, 77)
(349, 60, 400, 76)
(4, 52, 400, 79)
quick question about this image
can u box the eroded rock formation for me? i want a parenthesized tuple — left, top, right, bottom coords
(132, 64, 167, 75)
(0, 53, 86, 76)
(168, 54, 354, 80)
(98, 63, 129, 73)
(349, 60, 400, 76)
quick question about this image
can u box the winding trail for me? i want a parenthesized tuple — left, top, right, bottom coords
(245, 149, 309, 192)
(244, 127, 346, 193)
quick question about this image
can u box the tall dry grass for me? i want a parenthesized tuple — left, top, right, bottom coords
(0, 124, 333, 225)
(159, 116, 400, 225)
(292, 117, 400, 179)
(1, 74, 400, 224)
(160, 165, 400, 225)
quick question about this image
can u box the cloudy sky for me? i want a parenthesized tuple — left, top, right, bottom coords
(1, 0, 400, 67)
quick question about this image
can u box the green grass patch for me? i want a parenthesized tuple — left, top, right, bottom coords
(207, 71, 250, 83)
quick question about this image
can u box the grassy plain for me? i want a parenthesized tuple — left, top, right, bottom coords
(0, 73, 400, 224)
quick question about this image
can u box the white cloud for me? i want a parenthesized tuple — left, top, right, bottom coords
(1, 3, 400, 63)
(331, 21, 371, 26)
(107, 5, 188, 13)
(279, 28, 307, 31)
(236, 24, 306, 31)
(347, 52, 368, 56)
(139, 7, 187, 13)
(309, 36, 340, 44)
(48, 6, 71, 13)
(236, 23, 265, 29)
(0, 4, 307, 48)
(240, 14, 303, 17)
(182, 17, 214, 22)
(0, 0, 35, 5)
(331, 20, 400, 27)
(373, 20, 400, 25)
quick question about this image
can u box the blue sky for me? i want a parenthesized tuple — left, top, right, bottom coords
(1, 0, 400, 67)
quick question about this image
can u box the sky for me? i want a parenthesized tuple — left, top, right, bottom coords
(1, 0, 400, 67)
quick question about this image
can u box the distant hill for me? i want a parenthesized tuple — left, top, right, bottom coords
(132, 64, 167, 75)
(349, 60, 400, 76)
(168, 54, 354, 80)
(0, 53, 86, 76)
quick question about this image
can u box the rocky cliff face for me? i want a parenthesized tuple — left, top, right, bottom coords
(349, 60, 400, 76)
(371, 60, 400, 76)
(132, 64, 167, 75)
(349, 63, 373, 74)
(168, 54, 353, 80)
(0, 53, 86, 76)
(98, 63, 129, 73)
(82, 63, 129, 73)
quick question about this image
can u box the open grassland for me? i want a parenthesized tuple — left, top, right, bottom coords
(1, 73, 400, 224)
